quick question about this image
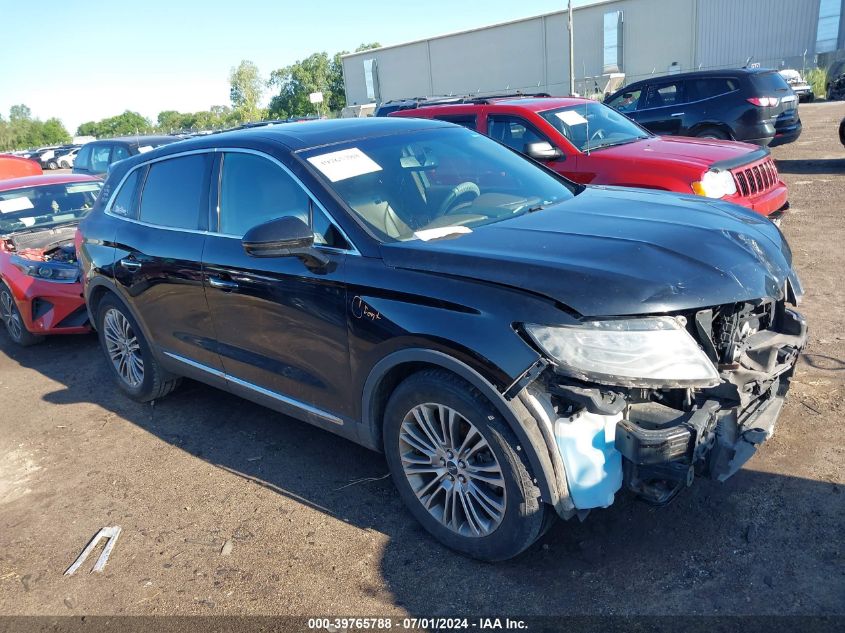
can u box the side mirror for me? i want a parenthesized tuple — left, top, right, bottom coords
(243, 215, 332, 270)
(242, 215, 314, 257)
(524, 141, 563, 161)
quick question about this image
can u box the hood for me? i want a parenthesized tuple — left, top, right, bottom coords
(595, 135, 761, 171)
(380, 187, 792, 317)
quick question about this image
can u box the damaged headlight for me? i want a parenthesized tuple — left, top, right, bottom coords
(692, 169, 737, 199)
(10, 255, 79, 283)
(524, 317, 720, 388)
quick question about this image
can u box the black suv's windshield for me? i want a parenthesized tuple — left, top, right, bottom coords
(0, 181, 102, 234)
(301, 127, 577, 242)
(539, 101, 650, 152)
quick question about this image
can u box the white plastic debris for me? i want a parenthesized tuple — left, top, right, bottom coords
(64, 526, 122, 575)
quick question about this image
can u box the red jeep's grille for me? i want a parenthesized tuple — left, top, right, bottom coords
(732, 157, 779, 197)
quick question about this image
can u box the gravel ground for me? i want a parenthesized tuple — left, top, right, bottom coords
(0, 102, 843, 618)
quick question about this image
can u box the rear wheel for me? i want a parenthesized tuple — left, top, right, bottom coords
(695, 127, 730, 140)
(96, 294, 180, 401)
(47, 160, 58, 170)
(0, 283, 44, 347)
(383, 368, 551, 561)
(59, 160, 70, 169)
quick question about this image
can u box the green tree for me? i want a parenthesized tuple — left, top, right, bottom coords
(76, 111, 152, 138)
(229, 60, 264, 123)
(41, 118, 71, 144)
(9, 104, 32, 122)
(268, 52, 332, 119)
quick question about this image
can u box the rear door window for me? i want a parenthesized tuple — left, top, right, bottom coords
(643, 82, 685, 109)
(687, 77, 739, 101)
(139, 154, 209, 230)
(433, 114, 478, 130)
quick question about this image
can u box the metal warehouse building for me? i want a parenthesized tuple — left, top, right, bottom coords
(342, 0, 845, 105)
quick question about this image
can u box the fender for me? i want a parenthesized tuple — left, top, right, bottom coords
(361, 347, 562, 508)
(84, 276, 161, 360)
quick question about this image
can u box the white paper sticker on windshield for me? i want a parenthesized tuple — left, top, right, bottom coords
(66, 183, 101, 194)
(137, 145, 154, 154)
(413, 226, 473, 241)
(0, 197, 35, 213)
(555, 110, 588, 126)
(19, 217, 36, 227)
(307, 147, 382, 182)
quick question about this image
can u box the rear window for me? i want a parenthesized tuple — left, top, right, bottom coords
(750, 71, 790, 94)
(0, 181, 102, 234)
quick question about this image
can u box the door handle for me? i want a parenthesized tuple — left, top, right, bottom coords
(670, 112, 685, 117)
(208, 276, 239, 291)
(118, 258, 141, 271)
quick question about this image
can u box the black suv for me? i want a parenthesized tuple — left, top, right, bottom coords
(73, 135, 180, 177)
(605, 68, 801, 147)
(78, 118, 806, 561)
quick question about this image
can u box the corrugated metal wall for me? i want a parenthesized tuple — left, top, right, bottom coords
(341, 0, 826, 106)
(694, 0, 820, 69)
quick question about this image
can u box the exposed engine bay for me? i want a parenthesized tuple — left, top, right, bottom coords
(2, 225, 79, 264)
(521, 294, 807, 514)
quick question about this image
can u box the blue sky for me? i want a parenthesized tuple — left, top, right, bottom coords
(0, 0, 593, 133)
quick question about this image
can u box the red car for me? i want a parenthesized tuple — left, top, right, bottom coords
(0, 174, 102, 346)
(391, 96, 788, 217)
(0, 155, 42, 181)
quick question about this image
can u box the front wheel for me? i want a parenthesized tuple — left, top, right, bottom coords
(96, 294, 180, 401)
(383, 368, 551, 561)
(696, 127, 730, 140)
(0, 283, 43, 347)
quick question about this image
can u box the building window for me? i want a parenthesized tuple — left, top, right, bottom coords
(363, 59, 378, 101)
(816, 0, 842, 53)
(603, 11, 624, 74)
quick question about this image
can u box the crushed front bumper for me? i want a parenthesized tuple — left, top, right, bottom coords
(528, 306, 807, 513)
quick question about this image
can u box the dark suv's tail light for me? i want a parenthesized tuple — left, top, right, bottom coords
(747, 97, 780, 107)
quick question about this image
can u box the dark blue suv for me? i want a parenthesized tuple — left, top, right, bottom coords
(605, 68, 801, 147)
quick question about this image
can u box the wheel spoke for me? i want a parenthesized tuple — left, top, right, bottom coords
(399, 402, 506, 538)
(103, 308, 144, 387)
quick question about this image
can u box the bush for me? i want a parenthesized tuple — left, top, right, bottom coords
(805, 67, 827, 98)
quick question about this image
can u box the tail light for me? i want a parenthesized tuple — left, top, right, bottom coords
(747, 97, 780, 107)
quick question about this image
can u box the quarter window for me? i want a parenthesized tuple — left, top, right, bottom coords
(139, 154, 208, 230)
(110, 169, 141, 218)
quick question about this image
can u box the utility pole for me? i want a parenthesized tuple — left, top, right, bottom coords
(568, 0, 575, 95)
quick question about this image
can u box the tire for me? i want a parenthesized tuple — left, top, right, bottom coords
(59, 161, 70, 169)
(695, 127, 730, 140)
(806, 93, 815, 103)
(0, 282, 44, 347)
(47, 160, 58, 170)
(383, 368, 550, 561)
(96, 293, 180, 402)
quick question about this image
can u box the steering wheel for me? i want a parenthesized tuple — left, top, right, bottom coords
(590, 129, 607, 142)
(438, 182, 481, 215)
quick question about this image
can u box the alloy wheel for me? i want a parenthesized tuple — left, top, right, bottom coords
(103, 308, 144, 387)
(398, 403, 507, 537)
(0, 289, 23, 341)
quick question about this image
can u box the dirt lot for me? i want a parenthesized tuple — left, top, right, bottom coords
(1, 103, 843, 619)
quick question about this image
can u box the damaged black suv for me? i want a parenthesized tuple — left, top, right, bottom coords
(78, 118, 807, 561)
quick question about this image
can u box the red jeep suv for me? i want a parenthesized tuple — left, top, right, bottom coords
(391, 96, 787, 217)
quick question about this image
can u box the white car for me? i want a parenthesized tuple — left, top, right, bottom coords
(779, 69, 814, 102)
(57, 148, 79, 169)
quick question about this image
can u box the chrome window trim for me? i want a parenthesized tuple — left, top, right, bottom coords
(103, 147, 359, 255)
(163, 351, 344, 426)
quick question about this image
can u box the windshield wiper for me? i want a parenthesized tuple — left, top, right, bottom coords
(586, 136, 649, 151)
